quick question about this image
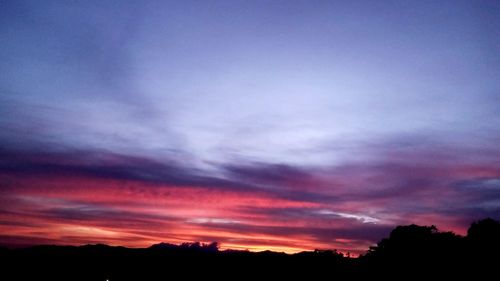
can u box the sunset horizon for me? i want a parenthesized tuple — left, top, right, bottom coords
(1, 0, 499, 259)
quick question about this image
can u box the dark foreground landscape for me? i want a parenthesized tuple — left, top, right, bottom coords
(2, 218, 499, 280)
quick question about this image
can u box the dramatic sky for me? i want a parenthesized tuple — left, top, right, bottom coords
(1, 0, 499, 254)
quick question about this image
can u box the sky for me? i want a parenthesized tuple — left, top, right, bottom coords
(1, 0, 499, 254)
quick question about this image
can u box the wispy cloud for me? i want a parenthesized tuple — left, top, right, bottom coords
(1, 135, 499, 253)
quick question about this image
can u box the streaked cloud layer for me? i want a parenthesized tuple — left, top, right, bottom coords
(1, 0, 499, 254)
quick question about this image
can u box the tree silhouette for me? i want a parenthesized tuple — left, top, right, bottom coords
(465, 218, 500, 269)
(467, 218, 500, 246)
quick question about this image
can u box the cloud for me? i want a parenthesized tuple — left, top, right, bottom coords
(222, 163, 314, 187)
(0, 146, 256, 191)
(1, 135, 500, 253)
(315, 210, 379, 224)
(188, 217, 241, 225)
(453, 178, 500, 191)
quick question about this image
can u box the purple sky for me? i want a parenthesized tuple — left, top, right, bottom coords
(1, 0, 499, 253)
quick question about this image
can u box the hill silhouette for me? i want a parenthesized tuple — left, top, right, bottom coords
(1, 218, 499, 280)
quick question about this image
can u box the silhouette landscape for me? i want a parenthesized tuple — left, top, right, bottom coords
(1, 1, 499, 280)
(2, 218, 499, 280)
